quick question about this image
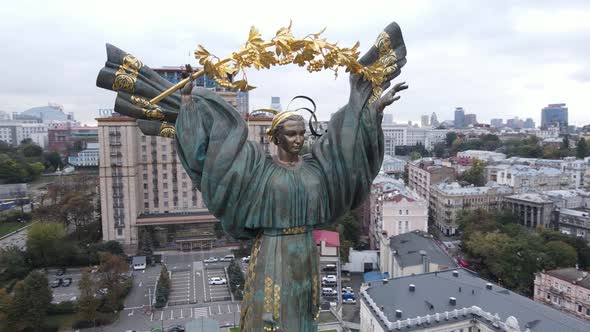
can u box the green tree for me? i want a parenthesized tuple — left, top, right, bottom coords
(0, 288, 14, 330)
(154, 265, 170, 308)
(562, 135, 570, 150)
(409, 151, 422, 161)
(432, 142, 447, 158)
(228, 260, 245, 300)
(12, 271, 52, 331)
(577, 138, 589, 158)
(26, 222, 68, 267)
(458, 160, 485, 186)
(0, 246, 31, 281)
(543, 241, 578, 269)
(78, 269, 99, 323)
(20, 142, 43, 158)
(43, 151, 63, 171)
(446, 132, 458, 147)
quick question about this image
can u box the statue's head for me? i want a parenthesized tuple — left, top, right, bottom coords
(268, 113, 306, 155)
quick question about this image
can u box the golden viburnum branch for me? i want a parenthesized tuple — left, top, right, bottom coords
(149, 22, 390, 105)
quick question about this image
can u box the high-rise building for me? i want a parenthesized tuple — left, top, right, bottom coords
(490, 118, 503, 128)
(454, 107, 465, 129)
(464, 113, 477, 126)
(420, 115, 429, 127)
(152, 66, 249, 117)
(506, 117, 524, 129)
(270, 97, 282, 111)
(430, 112, 439, 128)
(541, 103, 568, 133)
(524, 118, 535, 129)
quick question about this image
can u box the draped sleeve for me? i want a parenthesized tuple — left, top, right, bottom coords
(174, 88, 266, 239)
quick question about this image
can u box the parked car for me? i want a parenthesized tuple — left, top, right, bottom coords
(322, 275, 337, 283)
(322, 280, 337, 287)
(62, 277, 72, 287)
(242, 256, 250, 263)
(342, 286, 354, 294)
(204, 257, 218, 263)
(50, 278, 62, 288)
(220, 254, 235, 262)
(322, 287, 338, 296)
(322, 264, 336, 272)
(457, 258, 471, 268)
(342, 292, 355, 300)
(208, 277, 227, 285)
(56, 268, 65, 276)
(167, 325, 185, 332)
(343, 298, 357, 304)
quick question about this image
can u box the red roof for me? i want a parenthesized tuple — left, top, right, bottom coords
(386, 194, 415, 203)
(313, 230, 340, 248)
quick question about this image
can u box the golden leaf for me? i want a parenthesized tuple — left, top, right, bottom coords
(194, 45, 212, 62)
(216, 62, 237, 78)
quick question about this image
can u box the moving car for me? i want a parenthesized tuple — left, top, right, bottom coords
(220, 254, 235, 262)
(457, 258, 471, 268)
(342, 292, 355, 300)
(242, 256, 250, 263)
(50, 278, 62, 288)
(204, 257, 218, 263)
(62, 277, 72, 287)
(208, 277, 227, 285)
(322, 275, 337, 283)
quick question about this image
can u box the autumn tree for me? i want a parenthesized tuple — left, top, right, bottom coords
(26, 222, 68, 267)
(577, 138, 589, 158)
(11, 271, 53, 331)
(78, 269, 99, 323)
(98, 252, 128, 312)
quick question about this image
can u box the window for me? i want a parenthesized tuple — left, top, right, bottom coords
(399, 210, 402, 215)
(144, 184, 148, 189)
(182, 182, 187, 188)
(163, 173, 168, 180)
(144, 202, 149, 209)
(162, 144, 167, 151)
(163, 183, 168, 189)
(143, 165, 148, 171)
(578, 305, 583, 313)
(183, 191, 187, 197)
(141, 136, 146, 142)
(142, 155, 147, 162)
(144, 193, 148, 199)
(164, 192, 168, 198)
(142, 145, 146, 152)
(406, 210, 409, 215)
(143, 174, 147, 180)
(162, 164, 167, 170)
(117, 228, 123, 236)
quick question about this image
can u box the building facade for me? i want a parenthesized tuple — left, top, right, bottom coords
(454, 107, 465, 129)
(504, 193, 556, 229)
(558, 208, 590, 242)
(407, 158, 456, 201)
(534, 268, 590, 321)
(430, 182, 513, 236)
(541, 103, 568, 134)
(0, 122, 48, 148)
(68, 142, 99, 167)
(486, 164, 570, 193)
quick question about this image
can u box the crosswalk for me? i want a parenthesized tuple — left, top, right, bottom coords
(194, 307, 208, 318)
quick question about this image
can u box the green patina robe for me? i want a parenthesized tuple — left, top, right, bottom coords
(174, 80, 383, 330)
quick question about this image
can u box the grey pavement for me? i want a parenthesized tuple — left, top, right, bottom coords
(0, 224, 29, 250)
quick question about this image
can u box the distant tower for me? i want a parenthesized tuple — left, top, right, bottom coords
(524, 118, 535, 129)
(454, 107, 465, 129)
(430, 112, 439, 128)
(464, 114, 477, 126)
(541, 103, 568, 134)
(421, 115, 430, 127)
(270, 97, 282, 112)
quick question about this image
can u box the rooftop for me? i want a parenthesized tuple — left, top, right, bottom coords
(313, 230, 340, 248)
(559, 208, 590, 218)
(389, 231, 456, 269)
(362, 268, 590, 332)
(544, 267, 590, 289)
(434, 182, 513, 196)
(505, 193, 554, 204)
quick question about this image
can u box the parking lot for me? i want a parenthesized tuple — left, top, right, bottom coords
(47, 268, 81, 303)
(319, 262, 341, 306)
(168, 269, 194, 305)
(147, 303, 241, 322)
(204, 266, 231, 302)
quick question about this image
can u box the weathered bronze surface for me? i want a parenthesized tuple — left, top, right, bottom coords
(96, 21, 407, 331)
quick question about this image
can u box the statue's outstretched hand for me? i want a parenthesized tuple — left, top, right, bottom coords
(181, 64, 195, 102)
(376, 81, 408, 113)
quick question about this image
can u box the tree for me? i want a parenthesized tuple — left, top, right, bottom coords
(98, 252, 129, 312)
(26, 222, 68, 267)
(562, 135, 570, 150)
(543, 241, 578, 269)
(154, 265, 170, 308)
(43, 151, 63, 171)
(409, 151, 422, 161)
(432, 142, 447, 158)
(20, 142, 43, 158)
(577, 138, 589, 158)
(0, 288, 14, 330)
(11, 271, 52, 331)
(446, 132, 458, 147)
(458, 160, 485, 186)
(78, 269, 99, 323)
(228, 260, 245, 300)
(0, 246, 31, 281)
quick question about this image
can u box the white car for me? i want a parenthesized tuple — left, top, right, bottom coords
(322, 275, 337, 283)
(204, 257, 218, 263)
(220, 255, 235, 262)
(342, 287, 354, 294)
(321, 288, 338, 296)
(208, 277, 227, 285)
(343, 298, 357, 304)
(242, 256, 250, 263)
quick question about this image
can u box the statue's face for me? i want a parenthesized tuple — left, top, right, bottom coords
(277, 120, 306, 155)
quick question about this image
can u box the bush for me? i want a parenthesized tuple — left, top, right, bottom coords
(48, 301, 78, 315)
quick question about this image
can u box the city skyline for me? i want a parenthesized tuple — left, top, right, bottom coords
(0, 1, 589, 126)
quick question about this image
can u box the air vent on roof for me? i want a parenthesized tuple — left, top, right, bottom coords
(383, 279, 388, 284)
(486, 283, 493, 290)
(452, 270, 459, 277)
(449, 297, 456, 306)
(395, 310, 403, 318)
(409, 284, 415, 292)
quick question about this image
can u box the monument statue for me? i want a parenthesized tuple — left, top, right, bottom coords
(97, 21, 407, 331)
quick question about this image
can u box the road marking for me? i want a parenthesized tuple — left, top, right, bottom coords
(227, 304, 231, 313)
(202, 270, 207, 302)
(139, 281, 143, 287)
(193, 265, 197, 303)
(237, 304, 240, 312)
(194, 307, 208, 318)
(160, 311, 163, 321)
(128, 310, 134, 316)
(180, 308, 184, 319)
(170, 310, 173, 320)
(150, 312, 154, 321)
(208, 306, 212, 316)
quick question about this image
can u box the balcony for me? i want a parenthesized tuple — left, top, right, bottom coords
(109, 132, 121, 136)
(111, 163, 122, 167)
(109, 142, 122, 146)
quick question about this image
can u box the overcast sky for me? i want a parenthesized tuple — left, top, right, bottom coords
(1, 0, 589, 126)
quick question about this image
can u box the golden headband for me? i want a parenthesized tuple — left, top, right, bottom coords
(265, 111, 301, 142)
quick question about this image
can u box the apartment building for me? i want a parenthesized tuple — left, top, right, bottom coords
(407, 158, 456, 201)
(534, 267, 590, 321)
(430, 182, 513, 235)
(486, 164, 570, 193)
(98, 116, 216, 250)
